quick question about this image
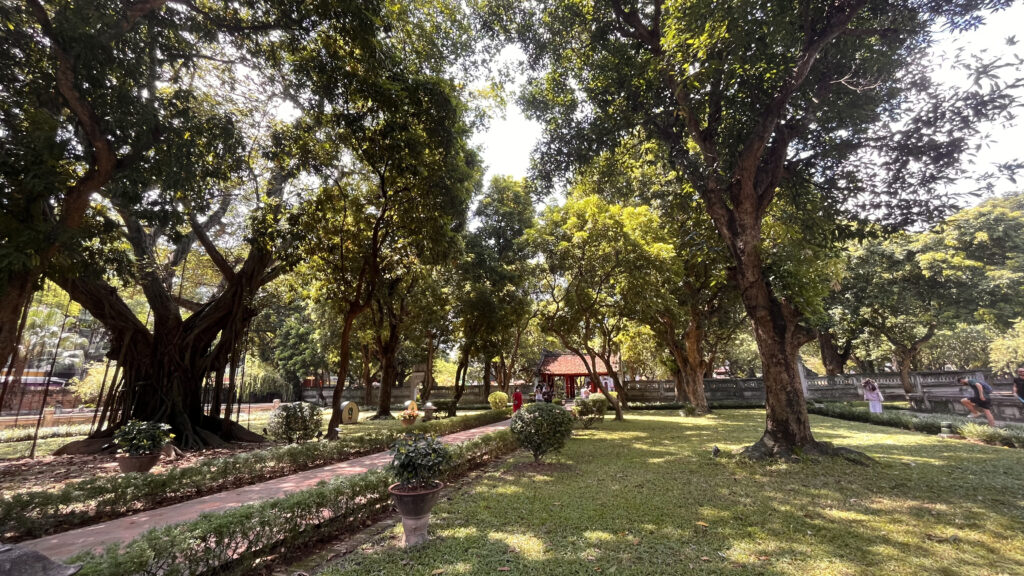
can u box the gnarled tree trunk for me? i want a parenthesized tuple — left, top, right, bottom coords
(818, 330, 852, 377)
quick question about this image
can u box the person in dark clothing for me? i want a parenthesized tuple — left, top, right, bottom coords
(958, 376, 996, 426)
(1013, 367, 1024, 405)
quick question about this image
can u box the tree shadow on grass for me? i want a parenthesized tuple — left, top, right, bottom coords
(322, 412, 1024, 576)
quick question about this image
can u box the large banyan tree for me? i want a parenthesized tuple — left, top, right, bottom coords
(0, 0, 474, 452)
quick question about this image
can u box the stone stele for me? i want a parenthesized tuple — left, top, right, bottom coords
(339, 401, 359, 424)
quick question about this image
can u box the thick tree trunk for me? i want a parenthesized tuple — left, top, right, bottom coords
(361, 343, 375, 407)
(372, 315, 401, 420)
(681, 322, 710, 414)
(420, 336, 435, 401)
(52, 235, 272, 453)
(818, 331, 851, 376)
(375, 353, 396, 419)
(327, 314, 357, 439)
(449, 348, 469, 417)
(483, 358, 492, 399)
(894, 348, 915, 397)
(723, 222, 821, 459)
(671, 366, 685, 403)
(0, 276, 36, 374)
(497, 355, 508, 392)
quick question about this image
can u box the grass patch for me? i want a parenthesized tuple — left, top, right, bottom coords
(322, 411, 1024, 576)
(0, 423, 93, 444)
(0, 436, 87, 459)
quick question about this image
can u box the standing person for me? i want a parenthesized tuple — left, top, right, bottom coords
(512, 386, 524, 413)
(862, 379, 884, 414)
(535, 386, 544, 403)
(1012, 367, 1024, 405)
(542, 384, 553, 403)
(958, 376, 996, 426)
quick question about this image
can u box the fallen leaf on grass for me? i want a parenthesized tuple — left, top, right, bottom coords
(497, 568, 510, 572)
(631, 538, 640, 545)
(431, 570, 445, 575)
(695, 522, 709, 528)
(700, 557, 712, 562)
(925, 533, 960, 543)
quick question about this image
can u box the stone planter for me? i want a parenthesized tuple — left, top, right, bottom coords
(388, 481, 444, 547)
(117, 453, 161, 474)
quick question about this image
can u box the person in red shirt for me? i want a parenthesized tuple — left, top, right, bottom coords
(512, 387, 523, 413)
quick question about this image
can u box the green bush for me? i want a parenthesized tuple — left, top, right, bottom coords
(487, 391, 509, 410)
(572, 398, 601, 429)
(588, 393, 609, 418)
(0, 409, 511, 541)
(958, 422, 1007, 445)
(113, 420, 173, 456)
(70, 428, 517, 576)
(510, 402, 574, 462)
(389, 433, 451, 489)
(267, 402, 322, 443)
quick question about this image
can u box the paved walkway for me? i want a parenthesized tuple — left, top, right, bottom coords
(23, 419, 510, 561)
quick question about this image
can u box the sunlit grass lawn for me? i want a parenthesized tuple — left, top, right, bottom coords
(0, 436, 85, 459)
(323, 410, 1024, 576)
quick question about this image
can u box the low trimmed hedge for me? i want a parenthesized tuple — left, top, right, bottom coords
(0, 409, 511, 541)
(427, 400, 493, 413)
(70, 428, 518, 576)
(807, 403, 1024, 449)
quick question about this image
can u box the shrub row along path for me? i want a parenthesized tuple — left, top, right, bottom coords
(22, 419, 511, 562)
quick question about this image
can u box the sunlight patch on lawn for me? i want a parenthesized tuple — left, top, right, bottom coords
(487, 530, 547, 560)
(437, 526, 478, 539)
(582, 530, 614, 542)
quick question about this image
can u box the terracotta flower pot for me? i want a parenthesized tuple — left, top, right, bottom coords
(388, 481, 444, 547)
(117, 453, 161, 474)
(400, 417, 417, 427)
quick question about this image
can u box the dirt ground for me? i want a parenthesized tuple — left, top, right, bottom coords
(0, 442, 260, 496)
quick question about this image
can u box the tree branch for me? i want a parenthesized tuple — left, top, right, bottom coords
(189, 212, 237, 281)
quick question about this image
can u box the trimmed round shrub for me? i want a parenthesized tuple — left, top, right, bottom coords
(510, 402, 574, 461)
(267, 402, 323, 443)
(572, 398, 600, 429)
(588, 393, 609, 417)
(487, 391, 509, 410)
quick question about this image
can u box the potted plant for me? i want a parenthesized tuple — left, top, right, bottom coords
(400, 404, 420, 427)
(388, 433, 451, 546)
(113, 420, 173, 473)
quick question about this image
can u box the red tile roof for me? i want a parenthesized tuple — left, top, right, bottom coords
(537, 352, 619, 376)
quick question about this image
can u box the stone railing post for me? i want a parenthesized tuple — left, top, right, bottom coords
(910, 373, 924, 396)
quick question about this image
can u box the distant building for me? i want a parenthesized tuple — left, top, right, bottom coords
(535, 351, 619, 399)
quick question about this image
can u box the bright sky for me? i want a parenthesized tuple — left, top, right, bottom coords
(473, 6, 1024, 196)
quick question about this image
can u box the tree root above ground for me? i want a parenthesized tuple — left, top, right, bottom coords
(53, 417, 265, 455)
(739, 432, 875, 466)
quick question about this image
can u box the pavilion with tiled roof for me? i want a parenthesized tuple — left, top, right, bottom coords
(535, 351, 619, 399)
